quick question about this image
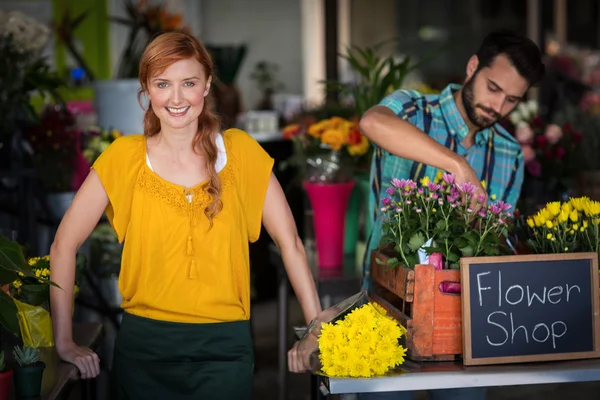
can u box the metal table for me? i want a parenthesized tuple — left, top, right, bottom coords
(325, 357, 600, 395)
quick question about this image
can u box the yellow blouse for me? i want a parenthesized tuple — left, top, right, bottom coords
(92, 129, 274, 323)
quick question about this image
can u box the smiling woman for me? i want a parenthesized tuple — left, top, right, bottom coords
(49, 31, 323, 399)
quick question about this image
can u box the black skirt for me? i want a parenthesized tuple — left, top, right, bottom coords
(111, 312, 254, 400)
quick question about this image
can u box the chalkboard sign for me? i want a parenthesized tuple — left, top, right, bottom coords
(461, 253, 600, 366)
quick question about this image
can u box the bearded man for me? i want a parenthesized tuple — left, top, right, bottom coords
(357, 29, 545, 400)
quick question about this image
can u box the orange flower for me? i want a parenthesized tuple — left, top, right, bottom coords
(308, 120, 330, 138)
(321, 128, 346, 151)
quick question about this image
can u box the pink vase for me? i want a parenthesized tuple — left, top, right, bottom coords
(303, 180, 355, 268)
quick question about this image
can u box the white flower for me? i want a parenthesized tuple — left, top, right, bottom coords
(0, 11, 50, 54)
(526, 99, 538, 115)
(509, 111, 523, 125)
(517, 102, 531, 121)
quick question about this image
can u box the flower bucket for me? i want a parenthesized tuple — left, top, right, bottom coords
(304, 180, 355, 268)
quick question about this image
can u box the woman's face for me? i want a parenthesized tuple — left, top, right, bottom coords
(147, 57, 211, 132)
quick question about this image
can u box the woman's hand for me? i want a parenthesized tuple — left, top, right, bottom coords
(56, 340, 101, 379)
(288, 333, 318, 373)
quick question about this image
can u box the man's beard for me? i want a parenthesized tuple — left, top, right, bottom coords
(461, 76, 501, 129)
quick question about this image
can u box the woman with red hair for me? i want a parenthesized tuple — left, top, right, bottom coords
(49, 31, 321, 398)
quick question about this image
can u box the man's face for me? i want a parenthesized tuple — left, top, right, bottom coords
(461, 54, 530, 129)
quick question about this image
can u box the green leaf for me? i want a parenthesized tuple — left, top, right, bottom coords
(407, 232, 426, 252)
(405, 253, 419, 268)
(0, 290, 19, 338)
(0, 236, 35, 284)
(447, 252, 460, 262)
(459, 245, 474, 257)
(18, 284, 49, 307)
(385, 257, 399, 265)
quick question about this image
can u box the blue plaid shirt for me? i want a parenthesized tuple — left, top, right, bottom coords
(362, 83, 524, 289)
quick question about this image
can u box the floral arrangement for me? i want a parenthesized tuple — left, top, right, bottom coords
(318, 302, 407, 377)
(282, 117, 370, 183)
(524, 197, 600, 265)
(378, 172, 513, 270)
(505, 99, 582, 191)
(82, 126, 122, 164)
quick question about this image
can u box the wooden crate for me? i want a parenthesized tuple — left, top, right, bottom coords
(371, 250, 462, 361)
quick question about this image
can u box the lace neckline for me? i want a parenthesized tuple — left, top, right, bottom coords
(142, 133, 229, 192)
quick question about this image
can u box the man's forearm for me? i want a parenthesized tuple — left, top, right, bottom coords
(359, 105, 466, 174)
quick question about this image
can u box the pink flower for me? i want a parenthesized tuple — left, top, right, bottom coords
(554, 146, 566, 160)
(386, 187, 395, 196)
(427, 182, 441, 191)
(391, 178, 405, 188)
(457, 182, 477, 195)
(442, 172, 455, 185)
(382, 197, 391, 205)
(545, 124, 563, 144)
(429, 252, 443, 270)
(522, 144, 536, 163)
(515, 123, 534, 144)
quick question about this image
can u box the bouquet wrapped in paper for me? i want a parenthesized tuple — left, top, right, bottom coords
(298, 291, 408, 378)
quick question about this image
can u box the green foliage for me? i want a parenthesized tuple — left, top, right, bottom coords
(322, 39, 445, 116)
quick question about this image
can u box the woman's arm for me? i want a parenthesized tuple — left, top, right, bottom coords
(49, 170, 108, 379)
(262, 173, 322, 325)
(261, 172, 322, 373)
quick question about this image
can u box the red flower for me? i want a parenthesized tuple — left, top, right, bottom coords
(535, 135, 548, 148)
(554, 146, 566, 160)
(282, 124, 302, 140)
(572, 130, 583, 144)
(531, 116, 544, 129)
(347, 126, 362, 146)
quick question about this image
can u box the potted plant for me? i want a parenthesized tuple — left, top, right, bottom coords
(0, 350, 13, 399)
(281, 117, 370, 268)
(12, 345, 45, 399)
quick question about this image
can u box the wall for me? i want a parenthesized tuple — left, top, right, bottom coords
(199, 0, 303, 112)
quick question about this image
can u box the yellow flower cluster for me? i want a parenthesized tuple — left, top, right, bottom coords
(308, 117, 370, 156)
(12, 255, 51, 294)
(525, 197, 600, 255)
(318, 302, 407, 378)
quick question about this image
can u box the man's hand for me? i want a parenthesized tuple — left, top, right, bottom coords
(288, 332, 319, 373)
(56, 340, 100, 379)
(453, 157, 488, 212)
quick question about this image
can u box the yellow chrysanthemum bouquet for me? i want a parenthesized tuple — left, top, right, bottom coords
(298, 291, 408, 378)
(524, 197, 600, 263)
(282, 116, 370, 182)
